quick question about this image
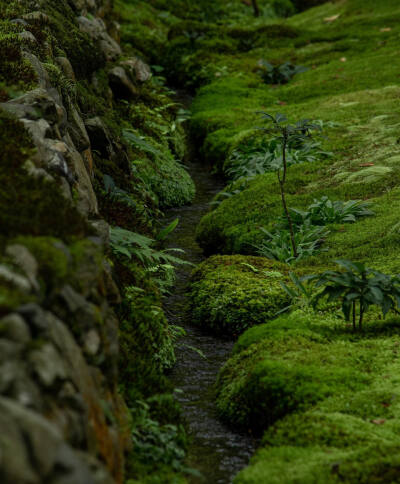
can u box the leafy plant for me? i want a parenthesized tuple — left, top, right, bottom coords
(103, 174, 138, 210)
(258, 60, 308, 85)
(313, 260, 400, 330)
(226, 137, 331, 182)
(123, 129, 165, 159)
(258, 112, 322, 257)
(130, 400, 186, 473)
(110, 223, 191, 293)
(255, 225, 329, 264)
(282, 196, 374, 227)
(279, 271, 316, 313)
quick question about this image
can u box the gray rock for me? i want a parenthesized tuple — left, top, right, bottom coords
(68, 104, 90, 152)
(121, 57, 152, 82)
(5, 88, 66, 126)
(0, 265, 32, 293)
(84, 329, 101, 356)
(89, 219, 110, 246)
(0, 313, 32, 344)
(98, 38, 121, 61)
(10, 18, 28, 26)
(12, 375, 43, 409)
(56, 57, 76, 81)
(23, 160, 54, 182)
(29, 343, 67, 387)
(64, 143, 98, 215)
(17, 303, 49, 332)
(19, 31, 37, 44)
(22, 52, 49, 89)
(60, 285, 87, 313)
(0, 340, 22, 365)
(22, 11, 50, 24)
(0, 401, 39, 483)
(108, 66, 138, 99)
(84, 116, 113, 157)
(6, 244, 39, 292)
(0, 101, 40, 120)
(77, 16, 120, 61)
(0, 397, 112, 483)
(21, 117, 52, 143)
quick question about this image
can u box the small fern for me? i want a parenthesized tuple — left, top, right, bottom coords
(43, 62, 76, 101)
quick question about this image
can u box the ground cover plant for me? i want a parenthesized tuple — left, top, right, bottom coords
(257, 60, 308, 85)
(313, 260, 400, 331)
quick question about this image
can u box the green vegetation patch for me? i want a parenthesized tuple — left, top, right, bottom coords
(216, 310, 395, 434)
(189, 255, 290, 336)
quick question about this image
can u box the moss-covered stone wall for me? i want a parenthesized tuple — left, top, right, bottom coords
(0, 0, 193, 482)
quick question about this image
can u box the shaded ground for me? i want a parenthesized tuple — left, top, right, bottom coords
(163, 159, 256, 483)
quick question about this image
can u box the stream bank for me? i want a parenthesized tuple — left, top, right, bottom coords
(163, 159, 256, 483)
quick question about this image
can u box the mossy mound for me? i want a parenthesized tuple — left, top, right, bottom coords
(216, 310, 400, 432)
(235, 357, 400, 483)
(189, 255, 290, 337)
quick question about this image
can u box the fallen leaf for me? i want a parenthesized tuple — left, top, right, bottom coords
(276, 100, 287, 105)
(359, 163, 374, 167)
(340, 57, 347, 62)
(324, 14, 340, 22)
(380, 27, 392, 32)
(371, 419, 386, 425)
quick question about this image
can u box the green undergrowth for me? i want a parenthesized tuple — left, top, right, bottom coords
(0, 1, 195, 482)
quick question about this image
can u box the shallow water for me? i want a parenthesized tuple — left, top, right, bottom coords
(163, 159, 256, 483)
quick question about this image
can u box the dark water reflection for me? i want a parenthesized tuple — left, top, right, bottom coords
(163, 160, 256, 484)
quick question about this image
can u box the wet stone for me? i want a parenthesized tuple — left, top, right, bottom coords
(0, 265, 32, 293)
(0, 313, 32, 344)
(17, 304, 49, 332)
(6, 244, 39, 292)
(84, 329, 101, 356)
(29, 343, 67, 387)
(108, 66, 138, 99)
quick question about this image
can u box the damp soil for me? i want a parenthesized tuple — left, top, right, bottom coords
(163, 159, 256, 484)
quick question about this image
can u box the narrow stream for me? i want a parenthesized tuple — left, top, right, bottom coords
(163, 159, 256, 483)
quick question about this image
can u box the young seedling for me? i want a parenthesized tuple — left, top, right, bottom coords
(258, 113, 321, 258)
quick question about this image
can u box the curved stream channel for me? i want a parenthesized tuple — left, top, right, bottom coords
(163, 159, 256, 483)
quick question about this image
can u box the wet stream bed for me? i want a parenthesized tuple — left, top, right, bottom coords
(163, 159, 256, 483)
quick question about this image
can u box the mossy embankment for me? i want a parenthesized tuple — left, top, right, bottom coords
(121, 0, 400, 482)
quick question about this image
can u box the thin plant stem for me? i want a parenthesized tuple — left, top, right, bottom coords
(352, 300, 356, 331)
(251, 0, 260, 17)
(278, 132, 298, 258)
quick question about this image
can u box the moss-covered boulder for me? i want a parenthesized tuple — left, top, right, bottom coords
(189, 255, 291, 337)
